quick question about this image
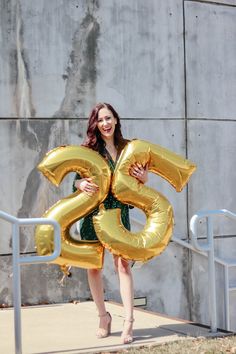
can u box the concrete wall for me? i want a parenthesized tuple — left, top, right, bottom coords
(0, 0, 236, 330)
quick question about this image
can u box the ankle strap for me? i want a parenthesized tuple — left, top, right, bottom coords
(99, 311, 110, 318)
(124, 318, 135, 322)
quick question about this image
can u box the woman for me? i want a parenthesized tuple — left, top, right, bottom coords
(73, 103, 148, 344)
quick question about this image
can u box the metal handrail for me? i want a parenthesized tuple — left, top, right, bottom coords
(0, 210, 61, 354)
(131, 210, 236, 333)
(190, 209, 236, 333)
(190, 209, 236, 252)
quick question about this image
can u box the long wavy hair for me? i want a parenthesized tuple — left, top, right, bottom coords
(83, 103, 126, 152)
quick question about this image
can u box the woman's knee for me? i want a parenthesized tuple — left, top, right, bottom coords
(113, 255, 119, 271)
(117, 258, 131, 274)
(87, 268, 101, 277)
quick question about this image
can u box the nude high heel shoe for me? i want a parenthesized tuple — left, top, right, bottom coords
(121, 318, 134, 344)
(96, 312, 112, 339)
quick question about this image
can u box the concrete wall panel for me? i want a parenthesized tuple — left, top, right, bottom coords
(0, 119, 86, 254)
(121, 119, 188, 238)
(0, 118, 189, 313)
(185, 1, 236, 119)
(0, 0, 99, 118)
(96, 0, 185, 118)
(0, 118, 188, 254)
(187, 120, 236, 237)
(0, 0, 185, 119)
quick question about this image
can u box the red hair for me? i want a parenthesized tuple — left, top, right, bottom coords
(83, 103, 126, 152)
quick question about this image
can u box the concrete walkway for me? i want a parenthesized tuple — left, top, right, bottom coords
(0, 301, 230, 354)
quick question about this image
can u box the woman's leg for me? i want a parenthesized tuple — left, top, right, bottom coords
(87, 269, 111, 337)
(113, 256, 134, 342)
(87, 269, 106, 314)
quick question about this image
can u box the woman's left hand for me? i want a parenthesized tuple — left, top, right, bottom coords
(129, 163, 148, 184)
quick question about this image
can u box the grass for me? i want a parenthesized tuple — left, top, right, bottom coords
(103, 335, 236, 354)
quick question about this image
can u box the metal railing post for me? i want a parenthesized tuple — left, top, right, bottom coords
(224, 265, 230, 330)
(12, 222, 22, 354)
(206, 216, 217, 333)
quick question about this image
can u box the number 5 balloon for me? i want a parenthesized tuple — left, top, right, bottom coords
(35, 145, 111, 269)
(93, 140, 196, 262)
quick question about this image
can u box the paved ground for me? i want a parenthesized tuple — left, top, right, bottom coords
(0, 301, 230, 354)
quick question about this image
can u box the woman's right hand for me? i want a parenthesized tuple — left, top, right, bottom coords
(74, 177, 99, 196)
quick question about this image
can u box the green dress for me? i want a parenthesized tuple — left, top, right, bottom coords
(72, 147, 131, 241)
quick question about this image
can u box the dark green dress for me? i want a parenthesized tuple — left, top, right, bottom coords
(72, 147, 131, 241)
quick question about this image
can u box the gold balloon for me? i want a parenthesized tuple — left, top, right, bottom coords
(35, 145, 111, 269)
(93, 140, 196, 262)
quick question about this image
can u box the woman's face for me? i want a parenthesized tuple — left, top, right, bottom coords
(97, 107, 117, 140)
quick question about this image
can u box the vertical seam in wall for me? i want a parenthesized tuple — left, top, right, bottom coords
(183, 0, 190, 240)
(183, 0, 193, 322)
